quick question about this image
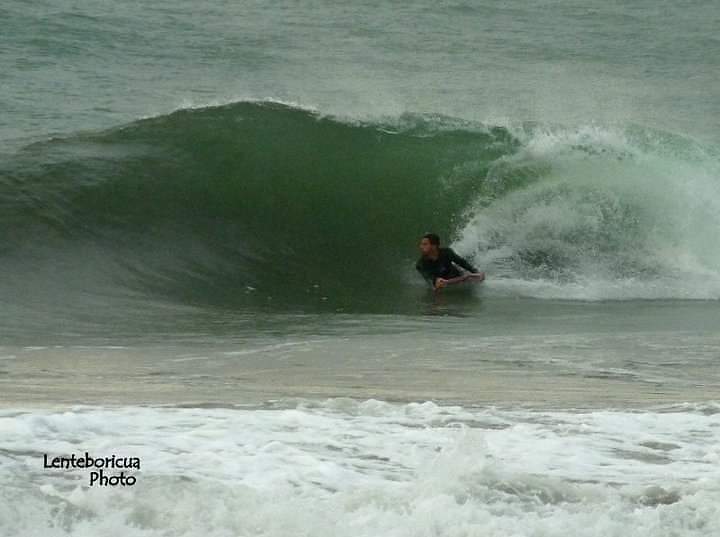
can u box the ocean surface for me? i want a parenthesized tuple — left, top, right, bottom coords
(1, 1, 719, 535)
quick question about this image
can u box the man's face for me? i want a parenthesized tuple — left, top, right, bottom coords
(419, 238, 435, 256)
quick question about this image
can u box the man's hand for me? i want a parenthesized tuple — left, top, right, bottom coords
(434, 278, 448, 289)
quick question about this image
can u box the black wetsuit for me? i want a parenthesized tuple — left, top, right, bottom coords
(416, 247, 478, 287)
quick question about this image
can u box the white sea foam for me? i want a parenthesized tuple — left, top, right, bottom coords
(1, 400, 718, 536)
(455, 124, 720, 300)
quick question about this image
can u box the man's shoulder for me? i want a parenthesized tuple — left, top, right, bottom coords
(439, 247, 455, 256)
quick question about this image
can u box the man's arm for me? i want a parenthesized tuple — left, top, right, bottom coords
(435, 272, 485, 288)
(416, 262, 436, 287)
(448, 248, 479, 273)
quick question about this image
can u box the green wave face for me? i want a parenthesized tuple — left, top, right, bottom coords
(1, 102, 516, 312)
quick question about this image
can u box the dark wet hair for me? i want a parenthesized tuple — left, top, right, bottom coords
(422, 232, 440, 246)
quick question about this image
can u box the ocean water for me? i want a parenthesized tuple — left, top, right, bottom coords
(1, 1, 720, 535)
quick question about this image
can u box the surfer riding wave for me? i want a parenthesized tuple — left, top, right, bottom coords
(416, 233, 485, 290)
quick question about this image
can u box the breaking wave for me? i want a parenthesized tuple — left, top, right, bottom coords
(2, 101, 719, 316)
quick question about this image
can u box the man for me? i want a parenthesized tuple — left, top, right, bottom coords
(416, 233, 485, 290)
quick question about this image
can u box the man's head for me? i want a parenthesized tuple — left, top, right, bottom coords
(419, 232, 440, 256)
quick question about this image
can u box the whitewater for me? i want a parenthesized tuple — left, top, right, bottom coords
(3, 401, 720, 536)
